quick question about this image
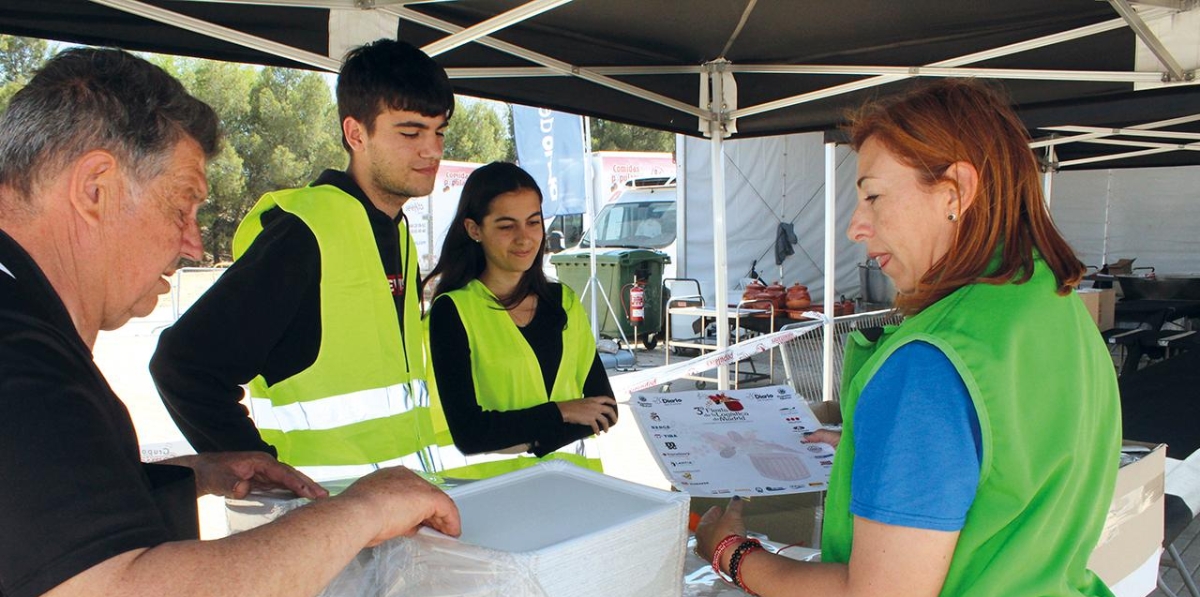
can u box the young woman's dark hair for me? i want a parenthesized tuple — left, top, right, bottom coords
(427, 162, 556, 312)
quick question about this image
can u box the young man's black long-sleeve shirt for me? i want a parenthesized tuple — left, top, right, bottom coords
(150, 170, 413, 456)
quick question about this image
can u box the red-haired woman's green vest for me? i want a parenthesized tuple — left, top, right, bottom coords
(232, 185, 433, 467)
(823, 259, 1120, 596)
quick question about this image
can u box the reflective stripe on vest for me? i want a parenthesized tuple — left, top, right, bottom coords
(232, 185, 432, 467)
(248, 380, 426, 433)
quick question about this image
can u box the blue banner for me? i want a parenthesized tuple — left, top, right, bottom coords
(512, 105, 586, 216)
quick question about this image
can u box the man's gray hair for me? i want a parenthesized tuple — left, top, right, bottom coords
(0, 47, 220, 200)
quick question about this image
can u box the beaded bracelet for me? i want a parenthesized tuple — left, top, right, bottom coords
(728, 538, 765, 596)
(709, 534, 743, 582)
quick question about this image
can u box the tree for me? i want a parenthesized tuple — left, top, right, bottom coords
(444, 98, 513, 163)
(241, 68, 343, 198)
(0, 35, 52, 112)
(590, 118, 674, 153)
(153, 58, 342, 262)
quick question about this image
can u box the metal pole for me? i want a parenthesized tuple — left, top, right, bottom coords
(709, 64, 731, 390)
(1042, 145, 1056, 209)
(584, 116, 599, 339)
(822, 142, 837, 403)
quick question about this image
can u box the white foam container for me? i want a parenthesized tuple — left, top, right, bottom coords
(427, 460, 690, 597)
(225, 462, 689, 596)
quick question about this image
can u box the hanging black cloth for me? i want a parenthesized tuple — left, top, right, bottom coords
(774, 222, 798, 265)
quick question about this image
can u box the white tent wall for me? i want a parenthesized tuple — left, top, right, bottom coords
(680, 132, 863, 306)
(1050, 165, 1200, 275)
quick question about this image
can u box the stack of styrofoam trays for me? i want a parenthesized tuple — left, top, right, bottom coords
(410, 460, 691, 597)
(227, 462, 690, 597)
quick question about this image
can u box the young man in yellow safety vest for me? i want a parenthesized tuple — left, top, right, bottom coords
(151, 39, 452, 480)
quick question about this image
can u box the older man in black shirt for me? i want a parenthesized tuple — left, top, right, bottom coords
(0, 47, 458, 597)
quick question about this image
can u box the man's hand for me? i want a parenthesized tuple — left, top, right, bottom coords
(557, 395, 618, 434)
(338, 467, 461, 547)
(163, 452, 328, 500)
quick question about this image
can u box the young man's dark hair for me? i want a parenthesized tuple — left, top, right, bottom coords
(336, 39, 455, 151)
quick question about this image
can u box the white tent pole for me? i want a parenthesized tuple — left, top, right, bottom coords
(1107, 0, 1186, 82)
(389, 6, 705, 119)
(1043, 145, 1056, 208)
(584, 116, 599, 340)
(89, 0, 341, 70)
(822, 141, 837, 403)
(1059, 146, 1176, 168)
(731, 9, 1170, 121)
(421, 0, 573, 58)
(708, 63, 732, 390)
(1102, 171, 1114, 267)
(1043, 125, 1200, 141)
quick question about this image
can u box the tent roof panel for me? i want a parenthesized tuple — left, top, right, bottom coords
(2, 0, 1197, 168)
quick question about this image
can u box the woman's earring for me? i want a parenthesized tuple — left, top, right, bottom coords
(473, 237, 482, 243)
(947, 213, 958, 222)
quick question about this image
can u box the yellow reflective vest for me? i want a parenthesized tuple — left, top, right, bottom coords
(232, 185, 434, 467)
(429, 279, 603, 478)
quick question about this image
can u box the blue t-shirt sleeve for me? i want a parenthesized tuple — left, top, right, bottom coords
(850, 341, 982, 532)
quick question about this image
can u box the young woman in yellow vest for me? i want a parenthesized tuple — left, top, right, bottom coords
(424, 162, 617, 479)
(695, 80, 1121, 597)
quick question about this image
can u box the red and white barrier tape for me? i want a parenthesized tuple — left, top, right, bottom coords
(610, 312, 828, 399)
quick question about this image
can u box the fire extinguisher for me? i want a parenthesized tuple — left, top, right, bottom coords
(627, 279, 646, 325)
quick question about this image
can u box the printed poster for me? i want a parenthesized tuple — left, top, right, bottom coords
(630, 385, 834, 497)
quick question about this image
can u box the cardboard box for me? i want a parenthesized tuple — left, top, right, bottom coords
(688, 400, 841, 547)
(1078, 287, 1117, 331)
(1088, 441, 1166, 597)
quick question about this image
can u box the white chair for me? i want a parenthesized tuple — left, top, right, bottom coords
(1159, 449, 1200, 597)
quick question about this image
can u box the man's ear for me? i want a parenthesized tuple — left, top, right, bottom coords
(945, 161, 979, 216)
(67, 150, 120, 226)
(343, 116, 368, 153)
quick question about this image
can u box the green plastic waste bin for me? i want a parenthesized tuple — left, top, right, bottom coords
(550, 248, 670, 348)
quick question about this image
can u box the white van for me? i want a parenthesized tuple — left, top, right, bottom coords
(577, 179, 677, 279)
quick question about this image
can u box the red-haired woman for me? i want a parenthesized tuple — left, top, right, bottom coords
(696, 79, 1120, 597)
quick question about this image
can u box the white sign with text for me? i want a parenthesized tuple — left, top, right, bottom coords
(630, 385, 833, 497)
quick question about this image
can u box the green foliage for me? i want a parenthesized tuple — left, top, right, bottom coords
(0, 35, 51, 112)
(0, 35, 50, 84)
(444, 98, 513, 163)
(151, 57, 343, 262)
(0, 35, 344, 262)
(590, 118, 675, 153)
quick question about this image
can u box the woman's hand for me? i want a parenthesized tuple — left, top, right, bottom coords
(694, 496, 749, 567)
(556, 396, 618, 434)
(803, 428, 842, 448)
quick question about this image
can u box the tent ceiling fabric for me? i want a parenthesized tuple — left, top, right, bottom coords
(399, 0, 1140, 135)
(0, 0, 332, 70)
(2, 0, 1199, 168)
